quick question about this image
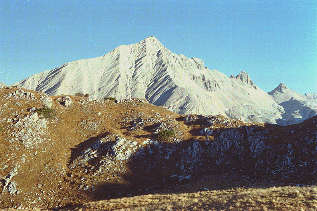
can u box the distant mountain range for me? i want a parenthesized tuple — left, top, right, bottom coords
(16, 36, 317, 125)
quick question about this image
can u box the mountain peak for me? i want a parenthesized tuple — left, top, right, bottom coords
(277, 82, 288, 90)
(272, 83, 289, 93)
(236, 70, 249, 78)
(142, 36, 163, 47)
(144, 35, 160, 42)
(231, 71, 256, 87)
(129, 36, 165, 54)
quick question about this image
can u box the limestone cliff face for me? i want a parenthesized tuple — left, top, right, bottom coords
(17, 36, 315, 125)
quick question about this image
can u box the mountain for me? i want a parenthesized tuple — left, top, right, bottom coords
(17, 36, 286, 124)
(0, 82, 5, 88)
(268, 83, 306, 104)
(269, 83, 317, 125)
(305, 93, 317, 100)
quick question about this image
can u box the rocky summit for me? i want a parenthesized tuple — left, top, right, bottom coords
(269, 83, 317, 125)
(17, 36, 316, 125)
(0, 86, 317, 209)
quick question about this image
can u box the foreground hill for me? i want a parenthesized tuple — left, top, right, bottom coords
(0, 86, 317, 209)
(17, 36, 288, 124)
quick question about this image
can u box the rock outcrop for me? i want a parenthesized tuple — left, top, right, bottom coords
(230, 71, 256, 88)
(71, 115, 317, 187)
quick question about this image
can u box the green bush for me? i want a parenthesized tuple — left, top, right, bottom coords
(75, 92, 89, 97)
(157, 129, 176, 142)
(36, 107, 56, 119)
(75, 92, 84, 97)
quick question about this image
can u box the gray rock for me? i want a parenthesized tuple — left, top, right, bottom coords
(57, 96, 72, 107)
(1, 166, 19, 195)
(10, 112, 48, 148)
(200, 128, 213, 140)
(7, 182, 18, 195)
(7, 89, 35, 100)
(41, 95, 53, 108)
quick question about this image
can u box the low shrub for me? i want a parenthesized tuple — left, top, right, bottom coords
(104, 97, 117, 102)
(157, 129, 176, 142)
(75, 92, 84, 97)
(36, 107, 56, 119)
(0, 123, 8, 133)
(75, 93, 89, 97)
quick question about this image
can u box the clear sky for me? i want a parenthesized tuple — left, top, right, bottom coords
(1, 0, 316, 93)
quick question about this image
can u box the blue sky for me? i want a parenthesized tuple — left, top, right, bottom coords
(0, 0, 316, 93)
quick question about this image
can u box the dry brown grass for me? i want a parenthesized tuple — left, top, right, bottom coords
(0, 87, 187, 208)
(76, 185, 317, 210)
